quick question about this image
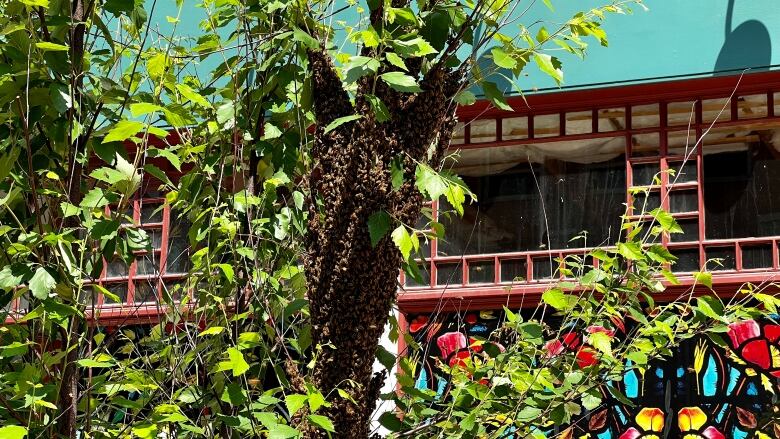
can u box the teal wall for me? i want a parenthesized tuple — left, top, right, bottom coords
(147, 0, 780, 92)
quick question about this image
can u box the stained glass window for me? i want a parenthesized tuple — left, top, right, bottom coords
(406, 310, 780, 438)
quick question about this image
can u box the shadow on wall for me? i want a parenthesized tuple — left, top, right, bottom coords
(714, 0, 772, 73)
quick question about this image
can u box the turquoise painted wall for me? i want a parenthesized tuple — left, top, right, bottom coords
(146, 0, 780, 92)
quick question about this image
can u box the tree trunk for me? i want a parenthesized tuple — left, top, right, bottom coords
(300, 49, 461, 438)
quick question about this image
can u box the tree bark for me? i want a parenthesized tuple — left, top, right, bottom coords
(300, 49, 461, 438)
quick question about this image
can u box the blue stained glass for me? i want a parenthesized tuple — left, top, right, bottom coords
(624, 369, 639, 398)
(471, 324, 488, 334)
(655, 367, 664, 378)
(615, 405, 627, 424)
(703, 355, 718, 396)
(727, 367, 740, 394)
(436, 377, 447, 398)
(747, 382, 758, 396)
(597, 431, 613, 439)
(416, 367, 428, 390)
(677, 367, 685, 377)
(715, 403, 729, 423)
(732, 427, 749, 439)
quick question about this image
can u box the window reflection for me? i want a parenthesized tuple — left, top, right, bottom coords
(704, 126, 780, 239)
(440, 138, 627, 256)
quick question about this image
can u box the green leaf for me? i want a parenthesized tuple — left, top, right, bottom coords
(285, 394, 308, 416)
(650, 208, 683, 234)
(293, 27, 319, 49)
(533, 53, 563, 85)
(93, 285, 120, 303)
(390, 157, 404, 190)
(694, 271, 713, 289)
(696, 295, 725, 321)
(378, 412, 402, 432)
(308, 415, 335, 432)
(343, 56, 380, 83)
(380, 72, 422, 93)
(199, 326, 225, 336)
(267, 424, 299, 439)
(366, 95, 390, 123)
(616, 242, 643, 261)
(368, 211, 391, 247)
(482, 82, 513, 111)
(391, 225, 414, 260)
(541, 288, 576, 310)
(0, 425, 27, 439)
(82, 188, 111, 210)
(542, 0, 554, 11)
(491, 47, 516, 69)
(454, 90, 477, 106)
(393, 37, 437, 57)
(77, 358, 114, 368)
(324, 115, 361, 134)
(218, 348, 250, 376)
(148, 147, 181, 171)
(35, 42, 68, 51)
(385, 52, 408, 71)
(176, 84, 212, 108)
(221, 383, 247, 406)
(130, 103, 163, 118)
(216, 101, 235, 130)
(60, 202, 80, 217)
(103, 120, 143, 143)
(376, 344, 396, 370)
(29, 267, 56, 300)
(589, 331, 612, 356)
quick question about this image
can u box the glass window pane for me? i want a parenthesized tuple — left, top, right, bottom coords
(668, 101, 697, 126)
(440, 139, 626, 255)
(742, 245, 774, 270)
(702, 97, 731, 124)
(668, 130, 698, 157)
(532, 257, 556, 280)
(106, 259, 128, 278)
(133, 281, 157, 303)
(669, 218, 699, 243)
(632, 190, 661, 214)
(632, 162, 661, 186)
(631, 132, 660, 157)
(451, 123, 466, 145)
(738, 94, 768, 120)
(597, 108, 626, 132)
(136, 254, 159, 276)
(500, 259, 527, 282)
(103, 283, 128, 304)
(470, 119, 496, 143)
(565, 111, 591, 135)
(404, 264, 430, 288)
(670, 248, 700, 273)
(436, 263, 462, 286)
(705, 246, 736, 271)
(162, 281, 184, 302)
(669, 190, 698, 213)
(703, 126, 780, 239)
(468, 260, 494, 284)
(501, 117, 528, 140)
(140, 203, 163, 223)
(631, 104, 660, 129)
(669, 160, 697, 184)
(774, 92, 780, 117)
(148, 229, 163, 249)
(534, 114, 559, 138)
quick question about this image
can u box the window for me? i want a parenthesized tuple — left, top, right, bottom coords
(403, 79, 780, 291)
(92, 194, 191, 308)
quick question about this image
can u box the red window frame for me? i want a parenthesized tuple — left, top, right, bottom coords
(398, 71, 780, 313)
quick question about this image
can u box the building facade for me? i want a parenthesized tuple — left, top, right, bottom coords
(7, 0, 780, 437)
